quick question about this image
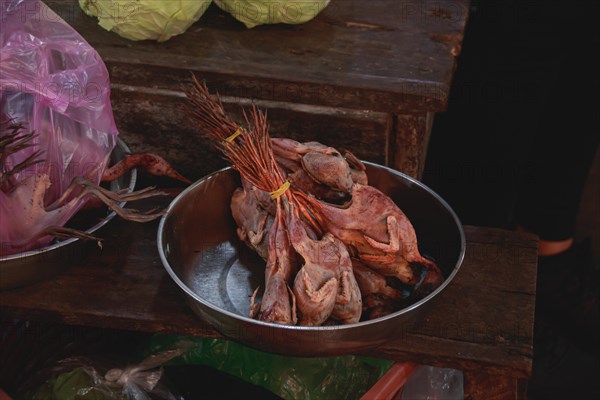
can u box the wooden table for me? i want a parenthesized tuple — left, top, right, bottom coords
(46, 0, 471, 180)
(0, 211, 537, 399)
(2, 1, 539, 398)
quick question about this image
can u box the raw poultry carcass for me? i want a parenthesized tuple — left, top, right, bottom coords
(286, 200, 361, 326)
(272, 137, 368, 202)
(230, 179, 274, 260)
(250, 203, 298, 325)
(1, 173, 165, 254)
(331, 250, 363, 324)
(303, 183, 444, 296)
(0, 116, 187, 256)
(352, 258, 405, 319)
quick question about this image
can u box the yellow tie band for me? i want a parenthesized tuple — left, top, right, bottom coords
(224, 127, 243, 144)
(270, 181, 290, 200)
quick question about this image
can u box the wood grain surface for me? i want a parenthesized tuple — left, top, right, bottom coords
(47, 0, 470, 112)
(0, 215, 537, 381)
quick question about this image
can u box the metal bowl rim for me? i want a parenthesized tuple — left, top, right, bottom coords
(0, 138, 137, 262)
(157, 163, 465, 332)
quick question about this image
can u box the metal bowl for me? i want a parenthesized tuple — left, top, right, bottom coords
(0, 139, 136, 290)
(158, 163, 465, 356)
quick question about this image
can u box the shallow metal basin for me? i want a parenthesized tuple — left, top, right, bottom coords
(158, 163, 465, 356)
(0, 139, 136, 290)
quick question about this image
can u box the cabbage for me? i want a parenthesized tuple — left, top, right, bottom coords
(214, 0, 331, 28)
(79, 0, 212, 42)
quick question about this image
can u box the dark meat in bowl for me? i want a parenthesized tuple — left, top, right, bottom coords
(230, 181, 274, 260)
(250, 204, 298, 325)
(302, 183, 444, 296)
(286, 200, 362, 326)
(272, 137, 368, 203)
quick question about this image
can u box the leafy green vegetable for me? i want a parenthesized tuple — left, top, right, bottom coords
(214, 0, 331, 28)
(79, 0, 211, 42)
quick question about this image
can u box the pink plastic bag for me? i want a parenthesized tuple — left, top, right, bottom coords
(1, 0, 118, 254)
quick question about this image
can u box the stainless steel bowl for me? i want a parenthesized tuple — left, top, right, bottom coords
(0, 139, 136, 290)
(158, 163, 465, 356)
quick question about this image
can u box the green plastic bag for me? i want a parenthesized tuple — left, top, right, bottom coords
(140, 335, 393, 400)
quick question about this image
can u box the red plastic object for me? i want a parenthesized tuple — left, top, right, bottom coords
(361, 362, 418, 400)
(0, 387, 12, 400)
